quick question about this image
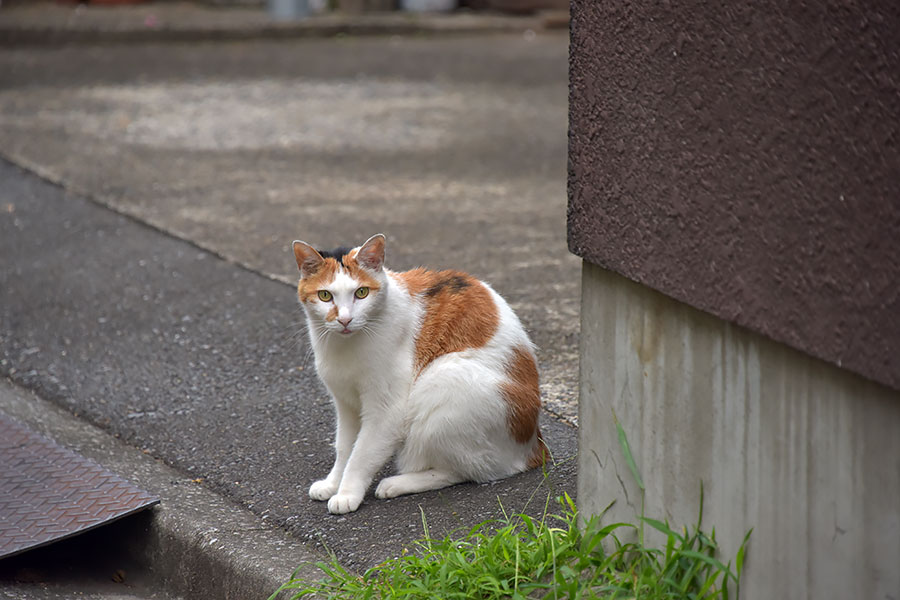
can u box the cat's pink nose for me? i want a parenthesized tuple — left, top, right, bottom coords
(338, 317, 352, 328)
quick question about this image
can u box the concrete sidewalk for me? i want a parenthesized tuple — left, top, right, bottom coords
(0, 1, 566, 45)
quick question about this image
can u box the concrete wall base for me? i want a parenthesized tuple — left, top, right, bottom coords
(577, 261, 900, 599)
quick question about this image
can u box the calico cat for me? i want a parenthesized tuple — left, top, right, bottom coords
(293, 233, 546, 514)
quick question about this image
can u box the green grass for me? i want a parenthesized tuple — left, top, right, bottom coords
(270, 491, 748, 600)
(273, 415, 750, 599)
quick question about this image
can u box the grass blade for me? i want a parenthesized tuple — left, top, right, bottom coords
(640, 517, 685, 543)
(612, 409, 644, 491)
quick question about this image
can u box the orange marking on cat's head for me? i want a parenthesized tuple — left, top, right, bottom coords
(398, 269, 500, 373)
(501, 346, 541, 445)
(297, 258, 340, 304)
(293, 240, 331, 305)
(340, 234, 385, 292)
(341, 252, 382, 293)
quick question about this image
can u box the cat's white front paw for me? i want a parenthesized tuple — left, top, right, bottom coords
(327, 492, 363, 514)
(309, 479, 338, 501)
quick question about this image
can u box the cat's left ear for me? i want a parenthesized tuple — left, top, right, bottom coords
(357, 234, 386, 271)
(293, 240, 325, 278)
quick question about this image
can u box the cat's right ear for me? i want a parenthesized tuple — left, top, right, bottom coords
(357, 233, 386, 271)
(292, 240, 324, 278)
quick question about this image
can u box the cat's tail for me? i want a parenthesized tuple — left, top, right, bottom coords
(527, 427, 550, 469)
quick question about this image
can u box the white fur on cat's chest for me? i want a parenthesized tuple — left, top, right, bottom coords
(312, 315, 417, 409)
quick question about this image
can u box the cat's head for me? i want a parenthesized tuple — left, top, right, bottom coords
(292, 234, 387, 338)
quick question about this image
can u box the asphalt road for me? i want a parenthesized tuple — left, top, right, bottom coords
(0, 32, 579, 571)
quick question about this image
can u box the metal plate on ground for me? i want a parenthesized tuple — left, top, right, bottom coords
(0, 413, 159, 560)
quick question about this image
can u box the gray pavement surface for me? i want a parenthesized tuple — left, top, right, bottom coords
(0, 6, 578, 595)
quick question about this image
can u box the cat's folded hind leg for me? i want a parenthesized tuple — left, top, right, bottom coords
(375, 469, 465, 499)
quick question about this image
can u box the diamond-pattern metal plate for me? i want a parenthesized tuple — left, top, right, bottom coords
(0, 413, 159, 559)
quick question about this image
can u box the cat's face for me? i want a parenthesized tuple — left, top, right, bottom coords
(292, 234, 386, 338)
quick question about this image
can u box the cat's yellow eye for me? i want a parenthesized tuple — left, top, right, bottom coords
(354, 287, 370, 299)
(317, 290, 332, 302)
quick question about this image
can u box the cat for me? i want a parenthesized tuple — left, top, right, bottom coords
(292, 233, 547, 514)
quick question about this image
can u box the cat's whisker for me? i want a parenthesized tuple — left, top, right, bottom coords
(360, 315, 386, 337)
(313, 325, 330, 347)
(301, 347, 315, 370)
(282, 320, 315, 357)
(283, 324, 308, 346)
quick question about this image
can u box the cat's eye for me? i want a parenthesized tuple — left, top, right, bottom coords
(354, 287, 369, 299)
(317, 290, 332, 302)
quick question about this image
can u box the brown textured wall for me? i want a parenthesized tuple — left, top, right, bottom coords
(567, 1, 900, 391)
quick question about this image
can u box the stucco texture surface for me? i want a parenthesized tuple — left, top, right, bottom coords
(567, 1, 900, 390)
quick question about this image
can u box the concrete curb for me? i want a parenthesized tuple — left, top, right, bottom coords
(0, 377, 321, 600)
(0, 3, 566, 46)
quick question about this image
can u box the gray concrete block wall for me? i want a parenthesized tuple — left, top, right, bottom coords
(577, 262, 900, 599)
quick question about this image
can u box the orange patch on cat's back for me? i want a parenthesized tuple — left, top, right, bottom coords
(501, 346, 542, 445)
(397, 268, 499, 373)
